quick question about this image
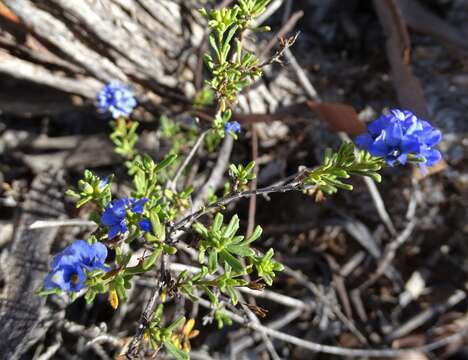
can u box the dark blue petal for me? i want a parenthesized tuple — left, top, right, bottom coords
(44, 264, 86, 292)
(400, 135, 420, 153)
(424, 129, 442, 147)
(368, 116, 390, 136)
(384, 123, 403, 147)
(101, 209, 119, 226)
(368, 135, 390, 157)
(138, 219, 153, 232)
(355, 134, 373, 150)
(108, 220, 127, 239)
(131, 198, 148, 214)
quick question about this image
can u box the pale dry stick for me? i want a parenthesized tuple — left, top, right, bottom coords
(241, 302, 282, 360)
(281, 264, 368, 345)
(246, 123, 258, 238)
(359, 218, 417, 291)
(284, 47, 320, 100)
(386, 289, 466, 341)
(167, 129, 209, 192)
(231, 308, 303, 355)
(37, 336, 62, 360)
(29, 219, 97, 229)
(191, 135, 234, 211)
(86, 334, 123, 349)
(196, 296, 468, 358)
(251, 0, 284, 28)
(338, 132, 398, 236)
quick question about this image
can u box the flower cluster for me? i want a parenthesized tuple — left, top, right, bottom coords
(225, 121, 241, 134)
(44, 240, 108, 292)
(97, 82, 137, 119)
(101, 197, 151, 238)
(356, 109, 442, 168)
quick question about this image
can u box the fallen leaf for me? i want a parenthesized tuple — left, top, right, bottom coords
(307, 101, 366, 136)
(412, 159, 447, 180)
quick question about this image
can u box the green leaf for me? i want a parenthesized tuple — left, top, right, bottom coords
(156, 153, 178, 171)
(163, 341, 189, 360)
(212, 213, 224, 232)
(220, 249, 244, 273)
(225, 244, 255, 257)
(149, 211, 165, 241)
(246, 225, 262, 244)
(143, 249, 161, 270)
(208, 250, 218, 273)
(223, 215, 239, 239)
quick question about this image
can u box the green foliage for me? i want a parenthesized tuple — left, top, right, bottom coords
(303, 142, 385, 194)
(65, 169, 112, 209)
(193, 86, 215, 110)
(201, 0, 271, 147)
(252, 248, 284, 286)
(189, 214, 280, 305)
(145, 305, 189, 360)
(110, 118, 139, 158)
(229, 161, 256, 189)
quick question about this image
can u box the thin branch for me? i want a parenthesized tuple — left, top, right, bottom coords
(169, 178, 304, 240)
(126, 254, 167, 357)
(259, 10, 304, 59)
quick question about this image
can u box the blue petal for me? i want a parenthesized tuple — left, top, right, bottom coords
(108, 220, 127, 239)
(355, 134, 373, 150)
(368, 136, 390, 157)
(101, 209, 119, 226)
(422, 148, 442, 166)
(368, 116, 390, 136)
(400, 135, 420, 153)
(384, 123, 403, 147)
(390, 109, 406, 121)
(397, 153, 408, 165)
(138, 219, 153, 232)
(131, 198, 148, 214)
(424, 129, 442, 147)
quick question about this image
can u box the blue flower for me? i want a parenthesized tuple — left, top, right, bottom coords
(101, 198, 129, 239)
(101, 197, 148, 238)
(44, 240, 108, 292)
(138, 218, 152, 232)
(97, 82, 137, 119)
(51, 240, 108, 271)
(44, 263, 86, 292)
(225, 121, 241, 134)
(356, 109, 442, 167)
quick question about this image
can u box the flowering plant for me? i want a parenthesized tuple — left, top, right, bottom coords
(37, 1, 442, 358)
